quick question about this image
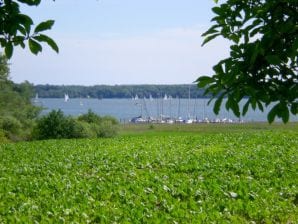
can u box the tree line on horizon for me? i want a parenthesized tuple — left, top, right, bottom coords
(34, 84, 209, 99)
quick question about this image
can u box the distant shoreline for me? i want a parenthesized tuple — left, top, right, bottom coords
(33, 84, 209, 99)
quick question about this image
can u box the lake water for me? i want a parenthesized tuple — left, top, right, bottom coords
(34, 98, 297, 123)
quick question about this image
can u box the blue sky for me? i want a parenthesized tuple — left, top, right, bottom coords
(10, 0, 230, 85)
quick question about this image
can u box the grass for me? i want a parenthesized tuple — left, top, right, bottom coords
(0, 123, 297, 223)
(119, 122, 298, 135)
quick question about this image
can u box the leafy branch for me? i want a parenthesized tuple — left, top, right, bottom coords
(0, 0, 58, 58)
(197, 0, 298, 123)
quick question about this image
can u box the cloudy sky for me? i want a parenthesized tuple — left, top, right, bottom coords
(10, 0, 230, 85)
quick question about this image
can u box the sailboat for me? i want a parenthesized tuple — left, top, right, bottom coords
(64, 93, 69, 102)
(185, 85, 194, 124)
(175, 97, 183, 123)
(149, 94, 153, 101)
(34, 93, 39, 103)
(163, 94, 168, 100)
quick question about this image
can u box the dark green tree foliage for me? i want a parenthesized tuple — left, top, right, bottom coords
(34, 84, 207, 99)
(33, 110, 77, 140)
(77, 109, 119, 138)
(0, 54, 40, 141)
(78, 109, 101, 124)
(0, 52, 9, 80)
(0, 0, 58, 58)
(33, 109, 119, 140)
(197, 0, 298, 123)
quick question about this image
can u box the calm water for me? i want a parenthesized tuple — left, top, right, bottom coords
(34, 98, 297, 122)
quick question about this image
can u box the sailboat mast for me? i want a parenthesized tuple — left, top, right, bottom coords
(177, 96, 181, 119)
(188, 85, 190, 119)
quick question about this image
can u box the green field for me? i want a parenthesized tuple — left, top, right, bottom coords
(0, 123, 297, 223)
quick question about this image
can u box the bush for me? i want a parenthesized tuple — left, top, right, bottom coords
(72, 121, 97, 139)
(78, 110, 119, 138)
(0, 129, 9, 143)
(78, 109, 101, 124)
(0, 116, 22, 135)
(0, 116, 26, 141)
(32, 110, 77, 140)
(97, 120, 118, 138)
(101, 115, 119, 125)
(32, 110, 119, 140)
(149, 124, 154, 129)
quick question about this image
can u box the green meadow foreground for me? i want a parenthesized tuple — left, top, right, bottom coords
(0, 123, 297, 223)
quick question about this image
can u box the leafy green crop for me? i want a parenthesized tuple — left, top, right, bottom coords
(0, 130, 297, 223)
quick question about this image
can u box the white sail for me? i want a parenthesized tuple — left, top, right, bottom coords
(149, 94, 153, 101)
(34, 93, 38, 102)
(64, 94, 69, 102)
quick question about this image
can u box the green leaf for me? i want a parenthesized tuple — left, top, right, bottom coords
(0, 38, 6, 47)
(12, 36, 25, 44)
(257, 101, 264, 112)
(17, 0, 41, 6)
(202, 25, 220, 37)
(281, 106, 289, 123)
(196, 76, 214, 88)
(214, 94, 224, 115)
(226, 97, 240, 117)
(5, 43, 13, 59)
(34, 20, 55, 33)
(17, 14, 34, 34)
(250, 26, 262, 38)
(251, 98, 257, 110)
(267, 103, 279, 123)
(29, 39, 42, 55)
(250, 42, 260, 65)
(290, 102, 297, 115)
(265, 55, 280, 65)
(230, 34, 239, 43)
(201, 34, 219, 46)
(20, 42, 26, 49)
(17, 24, 27, 36)
(207, 98, 214, 105)
(212, 7, 223, 15)
(33, 34, 59, 53)
(242, 100, 250, 116)
(290, 38, 298, 57)
(213, 63, 223, 74)
(292, 38, 298, 52)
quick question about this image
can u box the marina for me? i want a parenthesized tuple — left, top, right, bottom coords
(34, 97, 297, 123)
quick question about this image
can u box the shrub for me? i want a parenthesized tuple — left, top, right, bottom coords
(78, 109, 101, 124)
(32, 110, 77, 140)
(0, 116, 22, 135)
(32, 109, 119, 140)
(0, 116, 26, 141)
(78, 110, 119, 138)
(0, 129, 9, 143)
(72, 121, 97, 139)
(149, 124, 154, 129)
(97, 120, 118, 138)
(101, 115, 119, 125)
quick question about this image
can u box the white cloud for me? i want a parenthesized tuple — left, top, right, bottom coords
(10, 27, 230, 85)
